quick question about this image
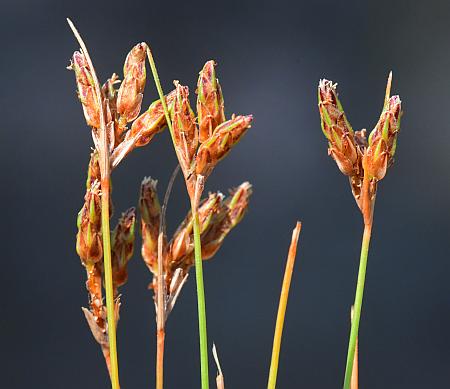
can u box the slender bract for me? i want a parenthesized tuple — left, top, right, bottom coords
(267, 222, 302, 389)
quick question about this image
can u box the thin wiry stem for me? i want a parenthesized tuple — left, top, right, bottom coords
(156, 165, 179, 389)
(67, 19, 120, 389)
(146, 45, 210, 389)
(267, 222, 302, 389)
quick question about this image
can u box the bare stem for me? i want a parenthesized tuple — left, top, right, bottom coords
(191, 176, 209, 389)
(350, 307, 358, 389)
(343, 169, 373, 389)
(267, 222, 302, 389)
(67, 19, 120, 389)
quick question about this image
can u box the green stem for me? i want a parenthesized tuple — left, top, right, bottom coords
(101, 181, 120, 389)
(343, 222, 372, 389)
(192, 203, 210, 389)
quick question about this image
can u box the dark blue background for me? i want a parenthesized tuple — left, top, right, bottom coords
(1, 0, 449, 387)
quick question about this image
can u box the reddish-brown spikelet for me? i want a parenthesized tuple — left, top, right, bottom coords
(168, 183, 251, 274)
(169, 192, 224, 268)
(117, 43, 147, 124)
(318, 79, 360, 176)
(172, 82, 199, 174)
(195, 115, 253, 178)
(196, 60, 225, 143)
(201, 182, 252, 259)
(139, 177, 162, 276)
(131, 89, 177, 147)
(69, 51, 100, 129)
(364, 95, 402, 181)
(111, 208, 136, 294)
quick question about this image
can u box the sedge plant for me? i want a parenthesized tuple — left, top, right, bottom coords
(317, 73, 403, 389)
(68, 20, 254, 389)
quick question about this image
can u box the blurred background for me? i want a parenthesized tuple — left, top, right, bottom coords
(1, 0, 449, 387)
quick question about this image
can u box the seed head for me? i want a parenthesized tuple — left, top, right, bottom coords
(139, 177, 161, 274)
(318, 79, 359, 176)
(196, 60, 225, 143)
(69, 51, 100, 128)
(111, 208, 136, 292)
(172, 82, 199, 174)
(364, 95, 402, 180)
(195, 115, 253, 178)
(117, 43, 147, 124)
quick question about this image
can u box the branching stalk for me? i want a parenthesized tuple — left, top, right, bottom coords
(67, 19, 120, 389)
(267, 222, 302, 389)
(146, 46, 210, 389)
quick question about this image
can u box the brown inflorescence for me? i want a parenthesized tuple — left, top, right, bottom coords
(138, 179, 251, 314)
(317, 76, 403, 211)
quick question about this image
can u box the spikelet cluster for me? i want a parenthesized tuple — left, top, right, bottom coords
(139, 179, 252, 318)
(318, 75, 402, 209)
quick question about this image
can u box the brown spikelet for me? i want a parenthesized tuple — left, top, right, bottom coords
(69, 51, 101, 129)
(117, 43, 147, 125)
(172, 81, 199, 176)
(139, 177, 162, 278)
(196, 60, 225, 143)
(318, 79, 360, 177)
(111, 208, 136, 294)
(195, 115, 253, 179)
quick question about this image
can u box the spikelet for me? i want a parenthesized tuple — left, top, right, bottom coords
(365, 95, 402, 181)
(172, 82, 199, 176)
(139, 177, 162, 276)
(195, 115, 253, 179)
(318, 79, 360, 176)
(111, 208, 136, 294)
(196, 60, 225, 143)
(69, 51, 100, 129)
(117, 43, 147, 126)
